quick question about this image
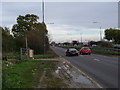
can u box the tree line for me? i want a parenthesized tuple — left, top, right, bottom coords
(104, 28, 120, 44)
(89, 28, 120, 48)
(2, 14, 49, 54)
(1, 14, 120, 55)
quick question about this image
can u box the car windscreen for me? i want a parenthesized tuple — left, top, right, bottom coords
(83, 48, 90, 50)
(69, 49, 77, 51)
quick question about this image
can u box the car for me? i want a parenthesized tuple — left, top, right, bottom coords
(79, 47, 91, 55)
(66, 48, 79, 56)
(114, 44, 120, 49)
(92, 44, 97, 47)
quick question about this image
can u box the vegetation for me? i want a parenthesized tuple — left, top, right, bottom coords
(12, 14, 49, 54)
(1, 27, 18, 53)
(26, 30, 49, 54)
(39, 67, 68, 88)
(2, 60, 68, 88)
(34, 49, 58, 59)
(89, 41, 114, 48)
(2, 48, 58, 60)
(12, 14, 39, 37)
(2, 53, 19, 59)
(105, 28, 120, 44)
(91, 48, 120, 55)
(2, 14, 50, 60)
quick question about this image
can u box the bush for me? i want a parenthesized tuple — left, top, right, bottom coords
(97, 41, 113, 48)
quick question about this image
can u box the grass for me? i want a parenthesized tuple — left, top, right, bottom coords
(2, 60, 54, 88)
(91, 48, 120, 55)
(39, 68, 69, 88)
(34, 54, 57, 59)
(2, 53, 19, 59)
(34, 49, 58, 59)
(2, 48, 58, 60)
(2, 60, 68, 88)
(0, 61, 2, 90)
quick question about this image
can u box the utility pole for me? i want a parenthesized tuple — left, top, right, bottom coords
(80, 33, 82, 44)
(42, 0, 45, 54)
(25, 37, 28, 52)
(42, 0, 45, 23)
(25, 36, 28, 60)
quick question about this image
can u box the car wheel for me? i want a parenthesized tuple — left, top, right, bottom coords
(66, 53, 70, 56)
(66, 53, 68, 56)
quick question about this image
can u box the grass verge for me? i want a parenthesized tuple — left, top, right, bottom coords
(91, 48, 120, 55)
(2, 48, 59, 60)
(2, 53, 19, 59)
(39, 68, 69, 88)
(34, 48, 58, 59)
(2, 60, 68, 88)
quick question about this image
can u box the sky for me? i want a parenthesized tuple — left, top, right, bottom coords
(1, 0, 118, 43)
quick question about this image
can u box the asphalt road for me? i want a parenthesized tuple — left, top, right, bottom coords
(51, 46, 119, 88)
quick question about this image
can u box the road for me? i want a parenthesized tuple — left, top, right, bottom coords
(51, 46, 119, 88)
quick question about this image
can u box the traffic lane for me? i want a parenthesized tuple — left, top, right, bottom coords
(78, 54, 118, 70)
(51, 47, 118, 88)
(80, 54, 118, 69)
(64, 55, 118, 88)
(52, 46, 118, 67)
(51, 46, 66, 57)
(66, 55, 117, 76)
(91, 54, 118, 65)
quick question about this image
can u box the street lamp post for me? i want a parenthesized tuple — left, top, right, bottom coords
(41, 0, 54, 54)
(42, 0, 45, 23)
(80, 33, 82, 44)
(42, 0, 46, 54)
(92, 22, 102, 41)
(100, 26, 102, 41)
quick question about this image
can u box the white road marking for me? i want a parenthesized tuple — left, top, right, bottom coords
(59, 56, 62, 58)
(94, 59, 100, 61)
(80, 55, 83, 56)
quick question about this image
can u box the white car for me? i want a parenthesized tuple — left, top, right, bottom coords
(92, 44, 97, 47)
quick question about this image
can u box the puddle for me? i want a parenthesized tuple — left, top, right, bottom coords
(74, 75, 91, 84)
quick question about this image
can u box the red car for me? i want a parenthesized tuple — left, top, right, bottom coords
(79, 47, 91, 55)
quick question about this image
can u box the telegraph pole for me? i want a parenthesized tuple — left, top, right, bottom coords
(100, 27, 102, 41)
(25, 37, 28, 52)
(25, 36, 28, 60)
(42, 0, 45, 23)
(42, 0, 45, 54)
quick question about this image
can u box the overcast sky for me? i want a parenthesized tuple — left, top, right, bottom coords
(1, 1, 118, 42)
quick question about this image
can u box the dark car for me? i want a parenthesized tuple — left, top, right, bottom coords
(114, 44, 120, 49)
(66, 48, 79, 56)
(79, 47, 91, 55)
